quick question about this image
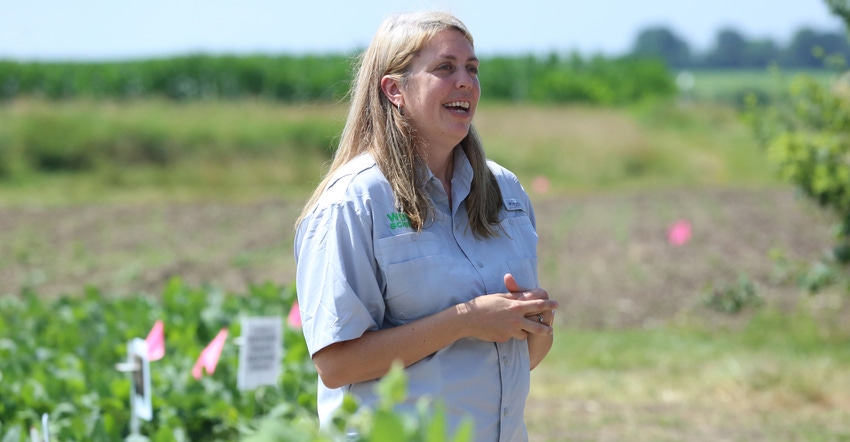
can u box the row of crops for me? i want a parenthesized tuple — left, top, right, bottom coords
(0, 53, 676, 105)
(0, 280, 310, 440)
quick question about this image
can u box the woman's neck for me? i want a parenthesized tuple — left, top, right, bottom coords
(426, 150, 455, 184)
(426, 147, 455, 198)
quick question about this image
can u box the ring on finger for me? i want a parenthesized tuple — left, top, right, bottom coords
(537, 313, 544, 324)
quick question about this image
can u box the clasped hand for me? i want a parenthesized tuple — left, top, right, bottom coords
(461, 273, 558, 343)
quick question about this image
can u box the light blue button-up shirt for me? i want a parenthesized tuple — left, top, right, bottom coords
(294, 148, 539, 442)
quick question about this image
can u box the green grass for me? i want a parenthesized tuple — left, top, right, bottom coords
(528, 308, 850, 440)
(479, 100, 779, 193)
(0, 95, 808, 220)
(0, 98, 783, 206)
(0, 99, 345, 204)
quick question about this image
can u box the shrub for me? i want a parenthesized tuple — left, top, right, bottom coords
(748, 74, 850, 262)
(703, 274, 763, 313)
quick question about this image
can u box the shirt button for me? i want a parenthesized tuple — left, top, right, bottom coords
(502, 356, 508, 366)
(477, 261, 484, 268)
(503, 407, 509, 417)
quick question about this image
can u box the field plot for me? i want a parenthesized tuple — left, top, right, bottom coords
(2, 99, 849, 441)
(3, 187, 849, 441)
(0, 188, 838, 321)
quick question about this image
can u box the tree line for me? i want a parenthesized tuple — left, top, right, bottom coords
(2, 23, 846, 104)
(630, 25, 850, 70)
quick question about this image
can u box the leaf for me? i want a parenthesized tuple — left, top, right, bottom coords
(451, 418, 474, 442)
(368, 409, 407, 442)
(376, 361, 408, 409)
(424, 402, 447, 442)
(1, 426, 21, 442)
(89, 415, 110, 442)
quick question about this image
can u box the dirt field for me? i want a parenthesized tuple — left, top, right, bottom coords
(533, 186, 841, 327)
(0, 186, 837, 321)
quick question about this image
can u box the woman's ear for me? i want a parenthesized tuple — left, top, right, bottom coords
(380, 75, 403, 108)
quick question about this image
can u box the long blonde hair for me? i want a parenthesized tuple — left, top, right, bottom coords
(297, 11, 502, 238)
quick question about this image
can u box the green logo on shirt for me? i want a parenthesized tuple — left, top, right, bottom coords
(387, 212, 411, 230)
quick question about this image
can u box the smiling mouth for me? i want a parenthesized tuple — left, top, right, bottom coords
(444, 101, 471, 113)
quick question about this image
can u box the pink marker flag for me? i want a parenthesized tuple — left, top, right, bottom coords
(532, 175, 551, 194)
(145, 320, 165, 361)
(287, 301, 302, 329)
(192, 328, 229, 380)
(668, 220, 692, 246)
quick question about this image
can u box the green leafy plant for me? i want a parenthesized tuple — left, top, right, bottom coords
(703, 274, 763, 313)
(746, 2, 850, 265)
(0, 54, 674, 105)
(1, 281, 480, 442)
(246, 362, 474, 442)
(769, 246, 843, 294)
(0, 279, 315, 441)
(749, 76, 850, 259)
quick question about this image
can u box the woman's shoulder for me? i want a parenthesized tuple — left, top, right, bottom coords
(486, 159, 522, 190)
(317, 153, 393, 208)
(485, 159, 535, 212)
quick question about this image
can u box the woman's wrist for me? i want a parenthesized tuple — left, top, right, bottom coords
(451, 301, 475, 338)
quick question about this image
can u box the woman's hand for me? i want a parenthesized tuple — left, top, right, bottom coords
(504, 274, 556, 327)
(457, 275, 558, 343)
(503, 273, 557, 370)
(312, 273, 558, 388)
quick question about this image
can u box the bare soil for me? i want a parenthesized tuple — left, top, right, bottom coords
(533, 186, 842, 328)
(1, 187, 838, 321)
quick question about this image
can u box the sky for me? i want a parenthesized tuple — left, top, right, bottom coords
(0, 0, 845, 61)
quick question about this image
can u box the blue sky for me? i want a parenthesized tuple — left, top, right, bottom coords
(0, 0, 844, 61)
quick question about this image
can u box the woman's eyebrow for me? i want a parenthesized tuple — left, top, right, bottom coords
(437, 53, 479, 63)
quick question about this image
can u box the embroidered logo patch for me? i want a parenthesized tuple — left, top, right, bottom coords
(505, 198, 523, 211)
(387, 212, 411, 230)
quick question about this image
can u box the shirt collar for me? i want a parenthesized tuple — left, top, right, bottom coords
(451, 147, 473, 203)
(421, 147, 474, 213)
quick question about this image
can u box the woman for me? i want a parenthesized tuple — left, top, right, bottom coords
(294, 11, 558, 441)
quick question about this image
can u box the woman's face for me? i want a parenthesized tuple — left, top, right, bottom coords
(400, 29, 480, 153)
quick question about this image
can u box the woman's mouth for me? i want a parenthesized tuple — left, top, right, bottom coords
(443, 101, 471, 114)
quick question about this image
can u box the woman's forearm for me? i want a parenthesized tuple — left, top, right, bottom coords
(311, 304, 468, 389)
(311, 293, 558, 388)
(527, 332, 553, 370)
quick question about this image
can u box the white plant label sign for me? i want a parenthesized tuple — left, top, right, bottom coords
(127, 338, 152, 421)
(237, 317, 282, 390)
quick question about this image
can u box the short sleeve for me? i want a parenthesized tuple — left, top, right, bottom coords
(294, 200, 385, 357)
(488, 160, 537, 230)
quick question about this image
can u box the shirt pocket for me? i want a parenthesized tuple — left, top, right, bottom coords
(497, 213, 538, 258)
(375, 232, 455, 323)
(375, 231, 442, 265)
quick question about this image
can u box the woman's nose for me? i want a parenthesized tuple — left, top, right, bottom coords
(456, 70, 475, 89)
